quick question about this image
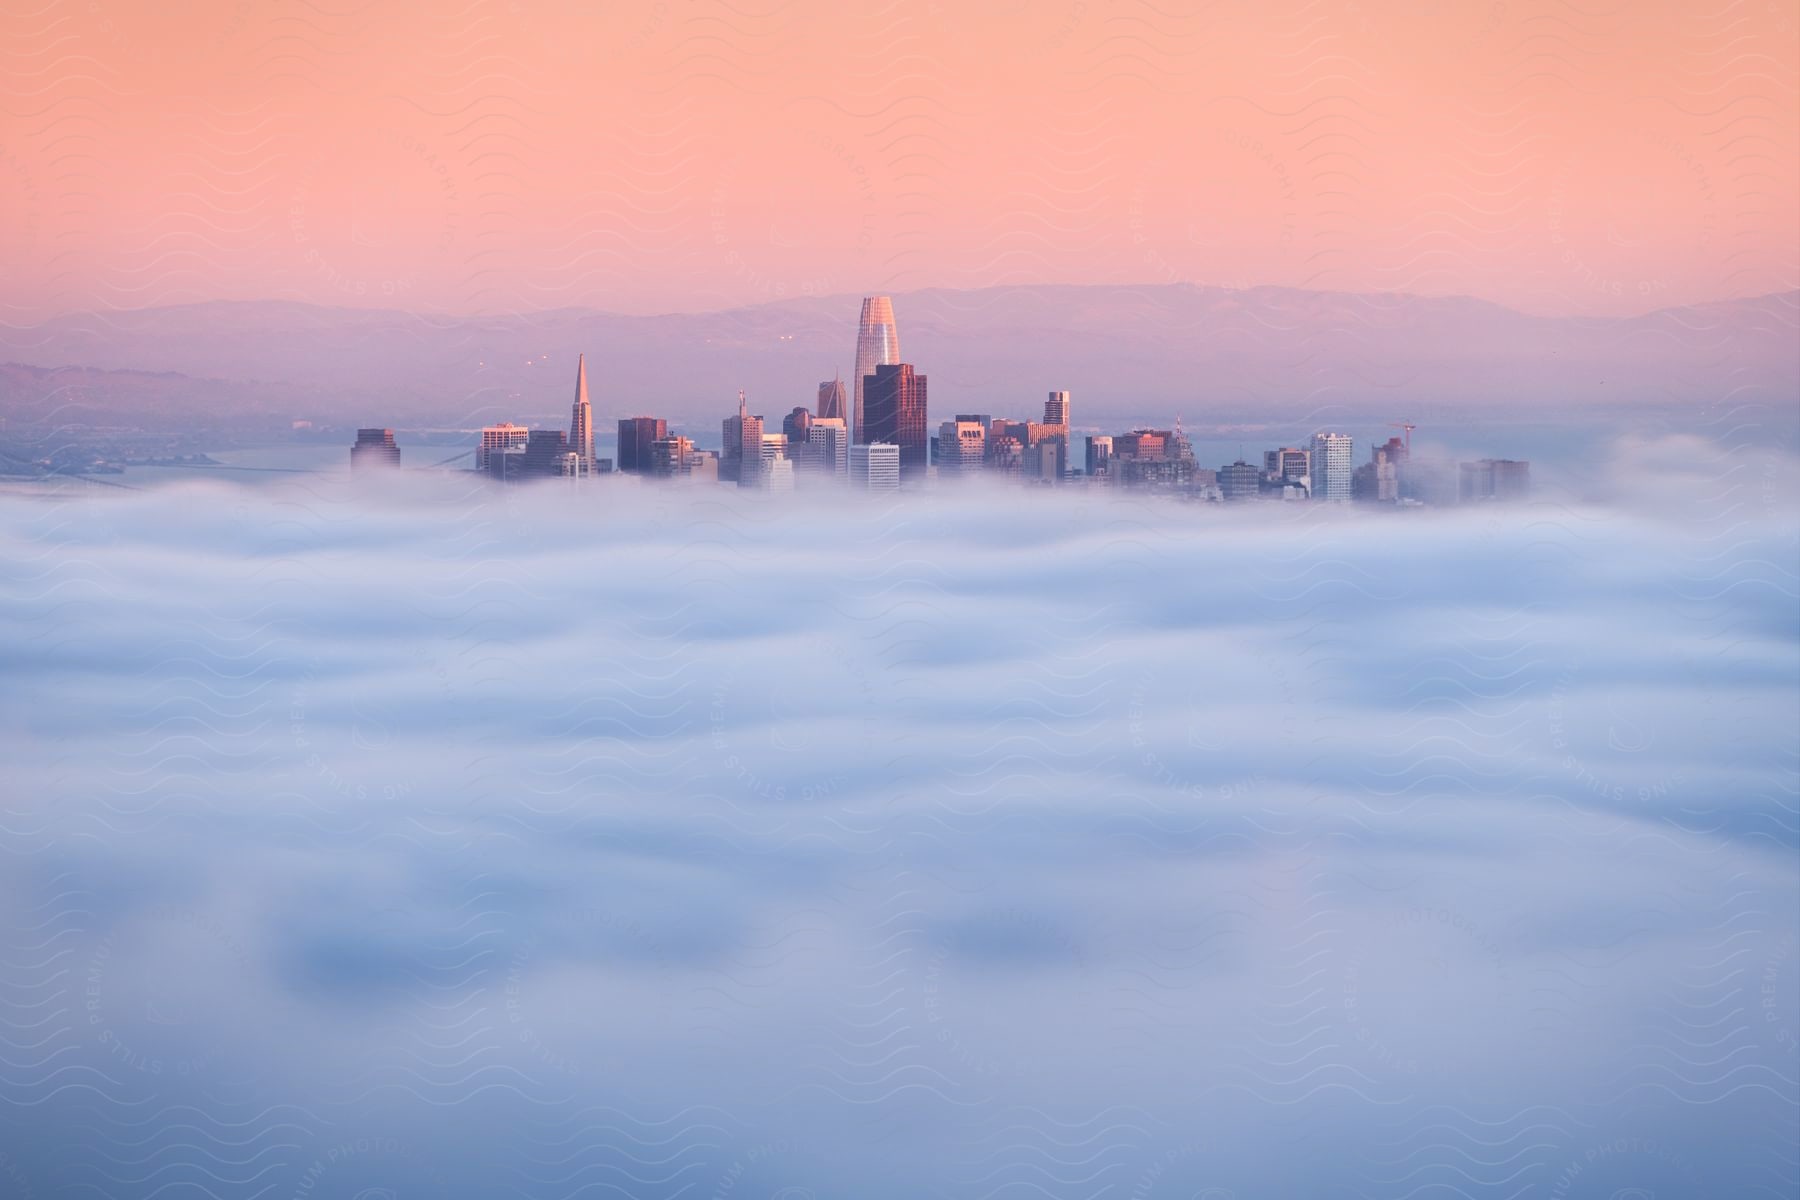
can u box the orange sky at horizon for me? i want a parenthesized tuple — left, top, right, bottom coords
(1, 0, 1794, 323)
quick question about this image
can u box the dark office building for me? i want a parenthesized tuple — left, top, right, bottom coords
(1086, 435, 1113, 476)
(616, 416, 667, 474)
(783, 406, 813, 444)
(351, 428, 400, 471)
(860, 363, 928, 480)
(1219, 459, 1260, 500)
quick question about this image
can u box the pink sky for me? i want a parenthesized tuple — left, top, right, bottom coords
(1, 0, 1793, 322)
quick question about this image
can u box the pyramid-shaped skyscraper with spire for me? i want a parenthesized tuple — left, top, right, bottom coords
(569, 353, 594, 466)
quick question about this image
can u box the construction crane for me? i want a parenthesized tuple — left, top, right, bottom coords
(1387, 422, 1416, 454)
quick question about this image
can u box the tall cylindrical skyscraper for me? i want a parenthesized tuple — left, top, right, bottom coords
(852, 296, 899, 444)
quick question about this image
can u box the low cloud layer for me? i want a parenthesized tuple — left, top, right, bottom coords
(1, 440, 1795, 1198)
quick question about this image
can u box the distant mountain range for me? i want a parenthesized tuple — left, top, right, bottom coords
(1, 285, 1794, 434)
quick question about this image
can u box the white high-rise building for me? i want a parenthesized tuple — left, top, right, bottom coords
(760, 431, 788, 476)
(852, 296, 899, 445)
(476, 422, 529, 470)
(808, 417, 849, 477)
(1310, 432, 1353, 501)
(764, 457, 795, 493)
(851, 442, 900, 491)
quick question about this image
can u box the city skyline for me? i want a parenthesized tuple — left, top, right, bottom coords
(1, 4, 1793, 1197)
(391, 296, 1530, 499)
(2, 281, 1790, 452)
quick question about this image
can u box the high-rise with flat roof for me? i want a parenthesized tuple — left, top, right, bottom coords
(1026, 438, 1062, 483)
(616, 416, 667, 474)
(649, 435, 695, 477)
(852, 297, 899, 444)
(851, 443, 900, 491)
(760, 431, 788, 478)
(351, 428, 400, 471)
(807, 417, 849, 477)
(1265, 447, 1310, 484)
(1311, 432, 1353, 501)
(1086, 435, 1112, 476)
(477, 423, 529, 471)
(1219, 460, 1260, 499)
(764, 457, 796, 493)
(861, 362, 927, 481)
(939, 417, 986, 474)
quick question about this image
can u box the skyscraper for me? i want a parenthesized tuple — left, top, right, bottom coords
(817, 376, 847, 423)
(760, 431, 789, 477)
(851, 443, 900, 491)
(1265, 447, 1310, 484)
(807, 417, 848, 477)
(1219, 459, 1260, 500)
(764, 457, 796, 493)
(569, 354, 594, 466)
(616, 416, 667, 474)
(782, 406, 813, 444)
(1310, 432, 1353, 501)
(351, 428, 400, 471)
(852, 296, 899, 444)
(1018, 393, 1071, 483)
(939, 417, 986, 473)
(649, 434, 694, 477)
(477, 423, 529, 471)
(985, 434, 1023, 474)
(722, 390, 764, 487)
(1027, 438, 1062, 483)
(860, 362, 927, 481)
(1086, 435, 1112, 476)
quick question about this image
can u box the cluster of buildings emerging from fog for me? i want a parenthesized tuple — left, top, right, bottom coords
(351, 296, 1529, 505)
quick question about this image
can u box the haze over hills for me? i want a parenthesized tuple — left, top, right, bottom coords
(1, 284, 1794, 435)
